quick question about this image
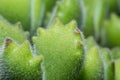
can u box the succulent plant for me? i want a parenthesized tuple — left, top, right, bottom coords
(45, 0, 83, 28)
(101, 13, 120, 47)
(57, 0, 82, 25)
(81, 36, 114, 80)
(0, 0, 120, 80)
(100, 48, 114, 80)
(80, 37, 104, 80)
(81, 46, 104, 80)
(0, 0, 42, 34)
(0, 16, 27, 47)
(0, 39, 42, 80)
(33, 20, 85, 80)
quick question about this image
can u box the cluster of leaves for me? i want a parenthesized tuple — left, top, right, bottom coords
(0, 0, 120, 80)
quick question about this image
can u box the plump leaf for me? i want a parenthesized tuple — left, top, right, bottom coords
(0, 39, 42, 80)
(33, 19, 85, 80)
(0, 17, 27, 47)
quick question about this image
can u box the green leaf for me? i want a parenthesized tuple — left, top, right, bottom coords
(0, 16, 27, 47)
(33, 19, 85, 80)
(0, 39, 42, 80)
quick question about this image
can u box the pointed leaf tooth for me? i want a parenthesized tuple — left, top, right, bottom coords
(37, 28, 45, 35)
(74, 28, 81, 34)
(15, 21, 23, 29)
(29, 56, 43, 67)
(15, 40, 31, 56)
(75, 40, 83, 49)
(51, 18, 63, 28)
(5, 38, 18, 48)
(65, 20, 77, 30)
(21, 40, 30, 49)
(4, 38, 18, 55)
(5, 38, 13, 47)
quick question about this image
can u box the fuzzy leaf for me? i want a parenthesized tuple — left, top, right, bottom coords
(0, 39, 42, 80)
(102, 13, 120, 47)
(33, 20, 85, 80)
(81, 46, 104, 80)
(100, 48, 114, 80)
(0, 0, 42, 32)
(0, 17, 27, 47)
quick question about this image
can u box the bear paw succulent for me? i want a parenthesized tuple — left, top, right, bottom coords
(33, 19, 85, 80)
(0, 16, 27, 47)
(0, 39, 42, 80)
